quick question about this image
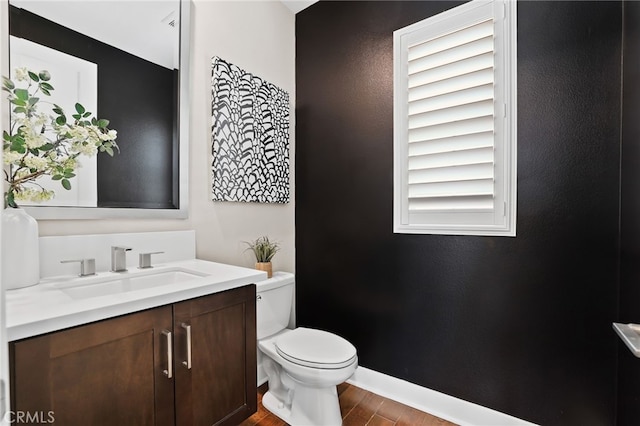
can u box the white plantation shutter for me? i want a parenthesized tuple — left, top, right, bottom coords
(407, 19, 495, 213)
(393, 0, 516, 236)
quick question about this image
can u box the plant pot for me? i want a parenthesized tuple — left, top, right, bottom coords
(255, 262, 272, 278)
(2, 207, 40, 289)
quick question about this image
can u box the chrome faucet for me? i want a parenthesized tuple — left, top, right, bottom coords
(138, 251, 164, 269)
(111, 246, 132, 272)
(61, 258, 96, 277)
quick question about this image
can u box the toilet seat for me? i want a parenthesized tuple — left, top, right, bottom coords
(275, 327, 357, 369)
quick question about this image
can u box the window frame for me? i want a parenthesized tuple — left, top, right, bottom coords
(393, 0, 517, 236)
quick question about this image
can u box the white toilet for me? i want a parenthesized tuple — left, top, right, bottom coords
(256, 272, 358, 426)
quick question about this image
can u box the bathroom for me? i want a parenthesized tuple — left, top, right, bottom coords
(0, 0, 639, 425)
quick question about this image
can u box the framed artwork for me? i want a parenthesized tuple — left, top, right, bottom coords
(211, 56, 290, 203)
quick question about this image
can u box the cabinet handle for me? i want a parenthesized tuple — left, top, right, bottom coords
(161, 329, 173, 378)
(181, 323, 192, 369)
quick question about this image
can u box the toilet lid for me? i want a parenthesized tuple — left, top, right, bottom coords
(275, 327, 357, 369)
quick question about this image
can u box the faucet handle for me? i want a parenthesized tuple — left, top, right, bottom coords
(138, 251, 164, 269)
(61, 258, 96, 277)
(112, 246, 132, 252)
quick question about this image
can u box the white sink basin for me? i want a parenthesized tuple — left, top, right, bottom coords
(58, 268, 208, 300)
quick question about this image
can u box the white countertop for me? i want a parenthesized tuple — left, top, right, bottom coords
(6, 259, 268, 341)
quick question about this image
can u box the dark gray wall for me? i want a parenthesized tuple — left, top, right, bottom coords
(295, 1, 622, 424)
(618, 1, 640, 424)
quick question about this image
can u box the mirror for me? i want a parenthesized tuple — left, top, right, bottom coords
(7, 0, 189, 219)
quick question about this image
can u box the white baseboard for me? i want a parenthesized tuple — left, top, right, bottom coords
(347, 366, 537, 426)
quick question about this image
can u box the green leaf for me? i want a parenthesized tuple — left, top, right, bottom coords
(98, 119, 110, 129)
(82, 112, 91, 118)
(55, 115, 66, 126)
(61, 179, 71, 190)
(3, 131, 11, 141)
(38, 70, 51, 81)
(10, 145, 25, 155)
(14, 88, 28, 101)
(40, 88, 51, 96)
(75, 103, 85, 114)
(52, 107, 64, 115)
(28, 71, 39, 82)
(105, 146, 114, 156)
(28, 97, 39, 106)
(72, 114, 81, 120)
(52, 175, 63, 181)
(2, 77, 14, 90)
(39, 82, 53, 91)
(5, 191, 15, 209)
(12, 106, 26, 114)
(11, 98, 26, 107)
(10, 138, 26, 154)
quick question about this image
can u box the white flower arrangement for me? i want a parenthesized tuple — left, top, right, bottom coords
(2, 67, 118, 207)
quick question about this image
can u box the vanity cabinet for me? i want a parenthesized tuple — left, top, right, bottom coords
(173, 285, 257, 425)
(9, 285, 257, 426)
(11, 305, 175, 425)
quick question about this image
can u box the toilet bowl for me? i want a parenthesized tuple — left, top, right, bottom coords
(256, 273, 358, 426)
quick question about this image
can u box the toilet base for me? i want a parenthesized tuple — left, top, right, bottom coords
(262, 383, 343, 426)
(262, 391, 294, 423)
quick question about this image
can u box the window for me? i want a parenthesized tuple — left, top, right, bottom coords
(393, 0, 516, 236)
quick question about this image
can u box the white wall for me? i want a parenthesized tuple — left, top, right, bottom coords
(35, 1, 296, 273)
(189, 0, 295, 273)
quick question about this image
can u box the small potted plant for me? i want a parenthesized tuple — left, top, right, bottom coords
(245, 236, 279, 278)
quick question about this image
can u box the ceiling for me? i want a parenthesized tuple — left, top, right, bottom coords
(11, 0, 179, 69)
(11, 0, 318, 68)
(281, 0, 318, 14)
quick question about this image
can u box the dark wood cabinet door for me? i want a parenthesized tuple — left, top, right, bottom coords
(10, 306, 175, 426)
(173, 285, 257, 426)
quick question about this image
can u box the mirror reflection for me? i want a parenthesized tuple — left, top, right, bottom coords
(8, 0, 182, 211)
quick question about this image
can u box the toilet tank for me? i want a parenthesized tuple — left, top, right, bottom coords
(255, 272, 295, 340)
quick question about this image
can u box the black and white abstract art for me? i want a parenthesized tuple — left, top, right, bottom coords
(211, 56, 290, 203)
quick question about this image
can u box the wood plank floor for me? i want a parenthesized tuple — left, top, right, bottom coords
(239, 382, 458, 426)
